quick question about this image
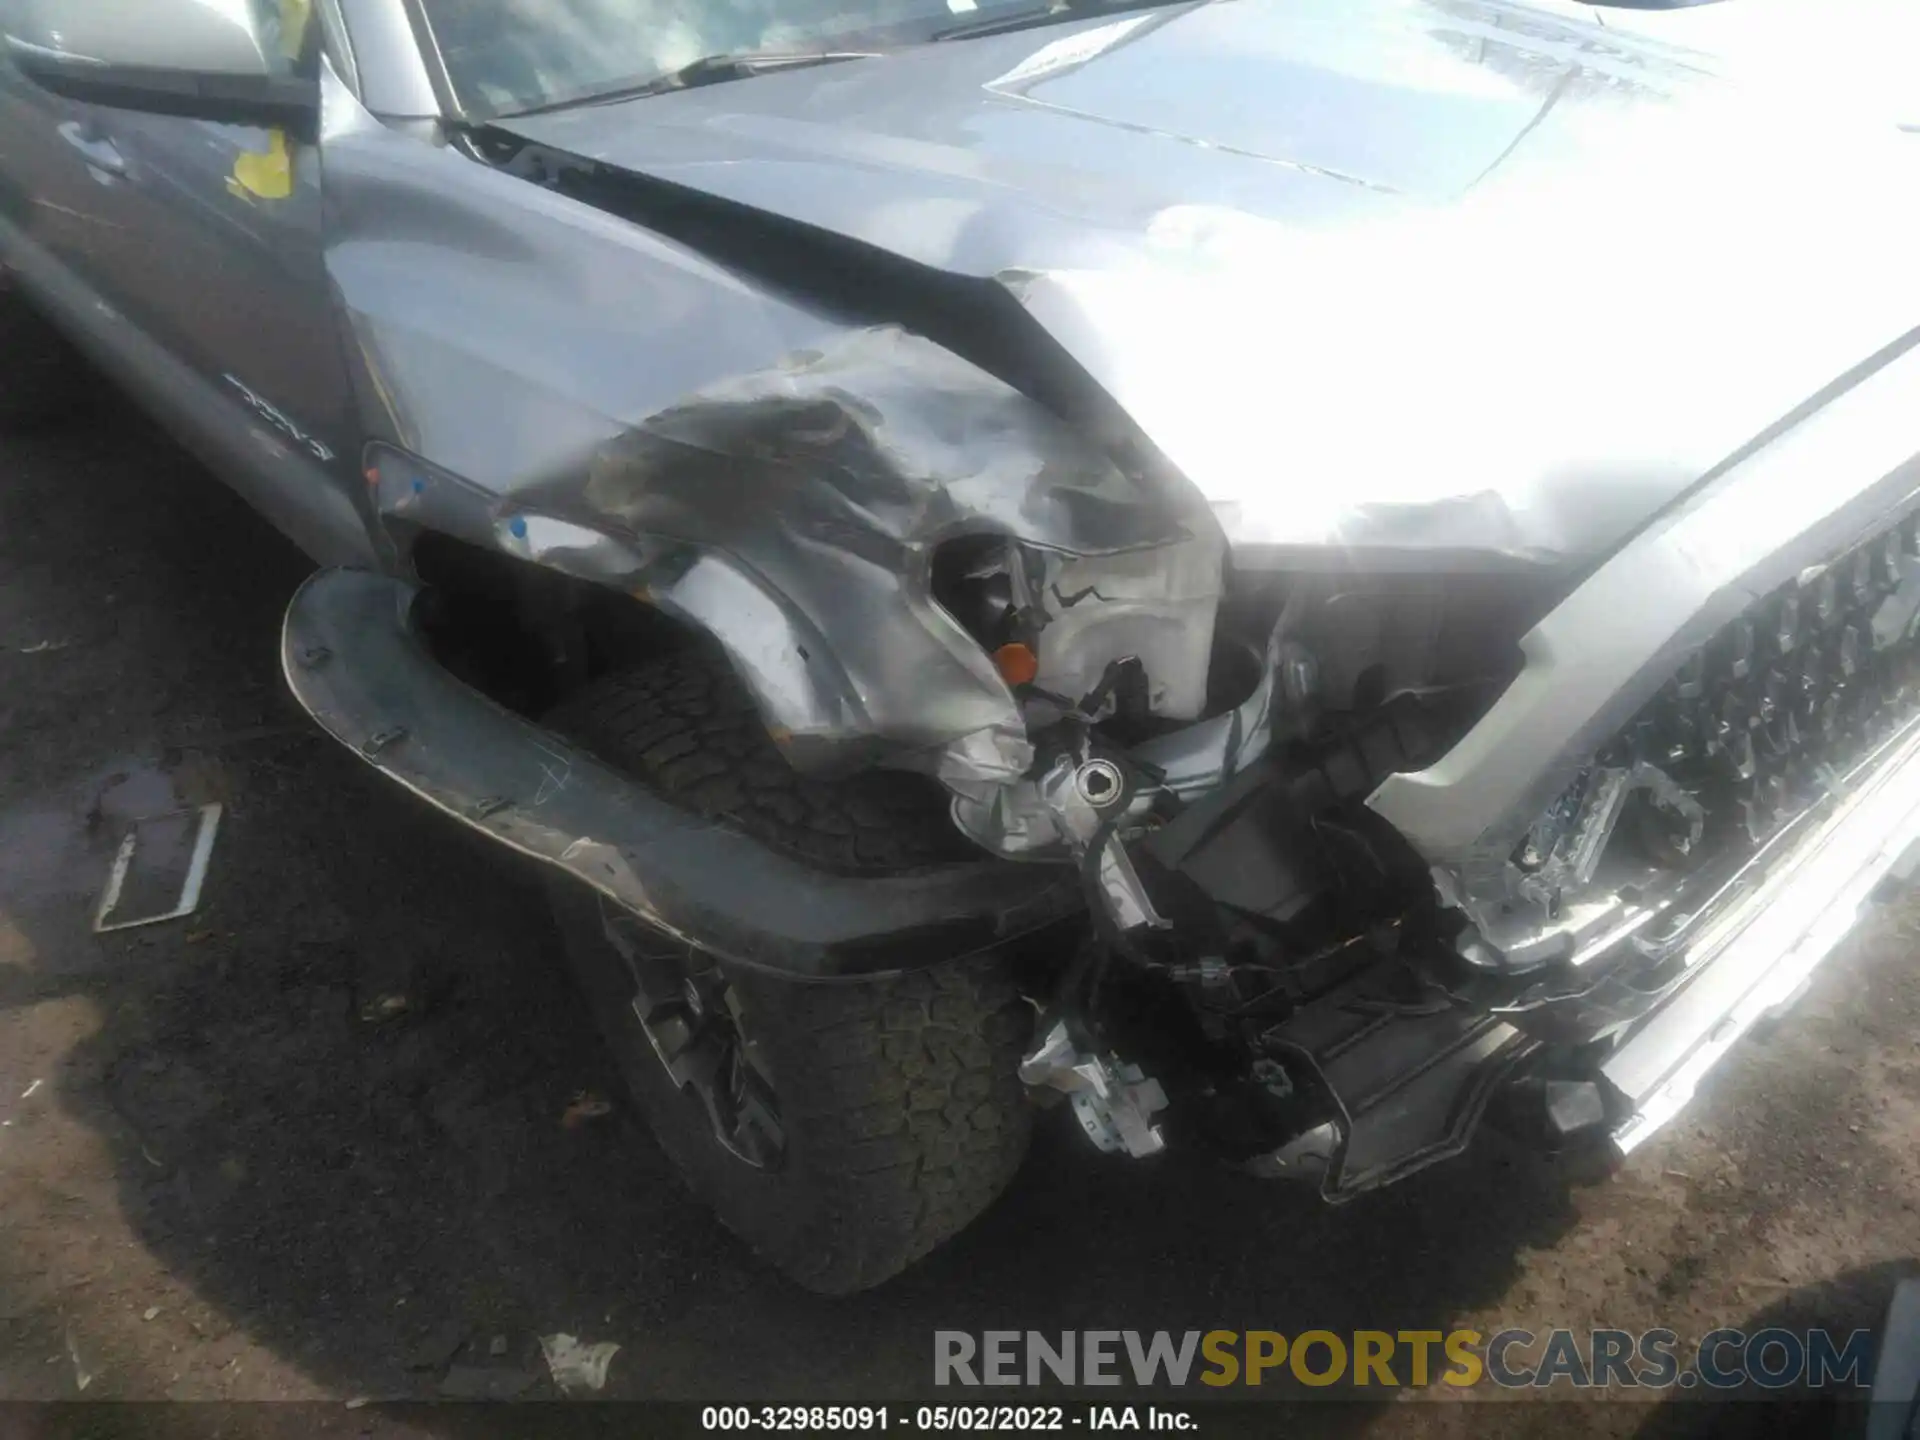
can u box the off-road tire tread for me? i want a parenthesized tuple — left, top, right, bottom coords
(547, 654, 1032, 1293)
(729, 959, 1032, 1293)
(552, 649, 973, 873)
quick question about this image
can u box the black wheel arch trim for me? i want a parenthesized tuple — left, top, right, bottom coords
(281, 567, 1081, 979)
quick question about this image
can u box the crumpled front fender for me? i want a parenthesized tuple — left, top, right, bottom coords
(361, 328, 1225, 786)
(320, 83, 1223, 790)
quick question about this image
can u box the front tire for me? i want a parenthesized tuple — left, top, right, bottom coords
(546, 654, 1035, 1294)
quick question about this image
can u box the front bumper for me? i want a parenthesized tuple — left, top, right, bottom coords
(1266, 327, 1920, 1185)
(1601, 710, 1920, 1152)
(1258, 721, 1920, 1191)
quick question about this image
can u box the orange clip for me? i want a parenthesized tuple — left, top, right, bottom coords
(993, 642, 1040, 686)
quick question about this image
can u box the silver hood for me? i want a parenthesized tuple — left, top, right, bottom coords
(500, 0, 1920, 567)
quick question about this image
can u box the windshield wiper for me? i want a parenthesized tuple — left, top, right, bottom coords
(933, 0, 1189, 43)
(507, 51, 877, 117)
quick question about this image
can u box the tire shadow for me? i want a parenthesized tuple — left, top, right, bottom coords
(1630, 1260, 1917, 1440)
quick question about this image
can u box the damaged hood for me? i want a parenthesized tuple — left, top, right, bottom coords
(500, 0, 1920, 567)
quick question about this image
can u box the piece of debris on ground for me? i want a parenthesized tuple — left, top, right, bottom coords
(92, 804, 222, 933)
(560, 1092, 613, 1129)
(540, 1333, 620, 1396)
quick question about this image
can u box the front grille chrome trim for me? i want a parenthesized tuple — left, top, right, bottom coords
(1370, 328, 1920, 881)
(1602, 712, 1920, 1153)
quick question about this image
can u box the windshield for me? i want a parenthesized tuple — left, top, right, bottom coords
(416, 0, 1060, 116)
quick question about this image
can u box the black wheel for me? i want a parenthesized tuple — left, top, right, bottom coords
(0, 272, 85, 430)
(545, 652, 1036, 1294)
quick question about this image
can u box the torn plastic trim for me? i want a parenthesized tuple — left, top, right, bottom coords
(1236, 697, 1920, 1182)
(281, 567, 1081, 979)
(1369, 324, 1920, 968)
(1484, 717, 1920, 1046)
(1447, 759, 1706, 972)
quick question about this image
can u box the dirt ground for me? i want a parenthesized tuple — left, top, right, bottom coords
(4, 394, 1920, 1438)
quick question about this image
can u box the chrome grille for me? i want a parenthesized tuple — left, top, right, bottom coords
(1612, 512, 1920, 849)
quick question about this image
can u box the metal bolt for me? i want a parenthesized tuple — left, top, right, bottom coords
(1074, 757, 1125, 809)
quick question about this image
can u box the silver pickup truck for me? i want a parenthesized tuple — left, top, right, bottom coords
(5, 0, 1919, 1294)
